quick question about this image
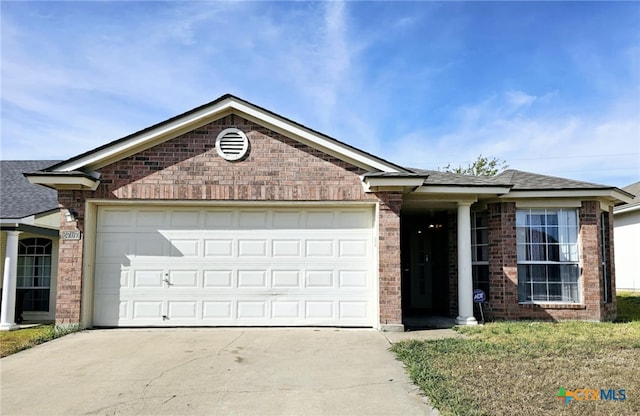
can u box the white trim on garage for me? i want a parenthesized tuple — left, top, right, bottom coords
(85, 201, 379, 328)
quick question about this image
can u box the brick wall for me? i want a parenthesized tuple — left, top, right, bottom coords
(56, 192, 86, 324)
(484, 201, 613, 321)
(55, 114, 404, 326)
(377, 192, 403, 325)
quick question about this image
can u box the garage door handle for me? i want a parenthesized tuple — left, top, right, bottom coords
(163, 278, 173, 286)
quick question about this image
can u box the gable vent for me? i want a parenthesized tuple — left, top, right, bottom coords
(215, 128, 249, 161)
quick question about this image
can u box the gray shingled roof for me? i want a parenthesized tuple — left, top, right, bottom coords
(1, 160, 61, 219)
(492, 169, 616, 190)
(410, 169, 502, 186)
(396, 168, 617, 190)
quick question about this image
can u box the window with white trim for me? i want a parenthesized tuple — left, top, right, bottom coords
(17, 238, 52, 312)
(471, 211, 489, 297)
(516, 209, 580, 303)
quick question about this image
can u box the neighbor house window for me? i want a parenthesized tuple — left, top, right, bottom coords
(17, 238, 52, 312)
(517, 209, 580, 303)
(471, 211, 489, 297)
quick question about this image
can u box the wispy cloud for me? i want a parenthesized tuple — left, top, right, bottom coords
(389, 91, 639, 185)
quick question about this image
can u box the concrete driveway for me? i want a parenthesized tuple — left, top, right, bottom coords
(1, 328, 437, 415)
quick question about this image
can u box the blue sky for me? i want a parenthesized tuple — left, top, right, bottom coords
(1, 1, 639, 187)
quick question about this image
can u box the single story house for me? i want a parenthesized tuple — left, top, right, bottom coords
(614, 182, 640, 291)
(1, 160, 61, 329)
(5, 94, 631, 331)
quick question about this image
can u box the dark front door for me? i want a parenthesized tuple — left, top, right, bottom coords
(402, 214, 449, 314)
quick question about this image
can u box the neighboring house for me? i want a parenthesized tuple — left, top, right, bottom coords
(614, 182, 640, 291)
(7, 94, 630, 331)
(1, 160, 61, 329)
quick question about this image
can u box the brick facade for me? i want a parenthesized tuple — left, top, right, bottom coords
(480, 201, 616, 321)
(55, 115, 404, 327)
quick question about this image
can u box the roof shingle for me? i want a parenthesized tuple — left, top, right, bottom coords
(1, 160, 61, 219)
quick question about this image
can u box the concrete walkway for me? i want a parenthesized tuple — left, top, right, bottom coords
(1, 328, 441, 415)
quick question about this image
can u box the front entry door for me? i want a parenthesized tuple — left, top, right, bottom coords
(409, 228, 433, 308)
(402, 214, 449, 313)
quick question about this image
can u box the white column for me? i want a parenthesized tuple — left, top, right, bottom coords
(1, 231, 21, 330)
(456, 202, 477, 325)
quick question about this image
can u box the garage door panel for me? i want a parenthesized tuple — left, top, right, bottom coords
(204, 239, 233, 257)
(238, 239, 267, 257)
(94, 206, 375, 327)
(133, 270, 164, 288)
(305, 270, 334, 288)
(95, 264, 129, 292)
(272, 211, 302, 228)
(272, 240, 301, 257)
(237, 301, 267, 319)
(339, 270, 368, 288)
(272, 301, 300, 319)
(306, 240, 334, 257)
(204, 211, 235, 228)
(203, 270, 233, 287)
(168, 301, 198, 319)
(169, 239, 200, 257)
(271, 270, 301, 288)
(133, 235, 167, 258)
(203, 301, 233, 319)
(339, 301, 369, 319)
(237, 270, 267, 288)
(168, 270, 198, 287)
(132, 301, 163, 319)
(306, 301, 334, 319)
(239, 210, 268, 227)
(339, 240, 369, 257)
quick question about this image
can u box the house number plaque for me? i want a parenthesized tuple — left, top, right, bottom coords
(61, 230, 81, 240)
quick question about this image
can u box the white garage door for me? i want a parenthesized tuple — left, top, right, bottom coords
(93, 206, 376, 327)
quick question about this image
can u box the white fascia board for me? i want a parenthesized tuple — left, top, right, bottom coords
(53, 97, 403, 174)
(230, 101, 402, 172)
(363, 177, 426, 188)
(54, 98, 236, 172)
(0, 216, 33, 225)
(503, 189, 633, 203)
(614, 203, 640, 215)
(27, 175, 100, 191)
(413, 186, 511, 195)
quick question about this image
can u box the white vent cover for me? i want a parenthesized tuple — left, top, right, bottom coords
(215, 128, 249, 161)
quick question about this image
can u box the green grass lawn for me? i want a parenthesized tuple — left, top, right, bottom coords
(392, 292, 640, 416)
(0, 324, 79, 358)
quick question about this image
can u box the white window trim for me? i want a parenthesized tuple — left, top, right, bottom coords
(516, 208, 582, 305)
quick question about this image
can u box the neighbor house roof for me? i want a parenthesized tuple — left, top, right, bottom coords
(1, 160, 61, 219)
(614, 181, 640, 214)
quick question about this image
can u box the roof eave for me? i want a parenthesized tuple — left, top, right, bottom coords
(614, 203, 640, 215)
(362, 176, 427, 193)
(25, 173, 100, 191)
(414, 185, 512, 195)
(501, 188, 633, 204)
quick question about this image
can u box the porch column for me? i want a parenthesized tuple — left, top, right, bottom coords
(456, 202, 477, 325)
(1, 231, 21, 330)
